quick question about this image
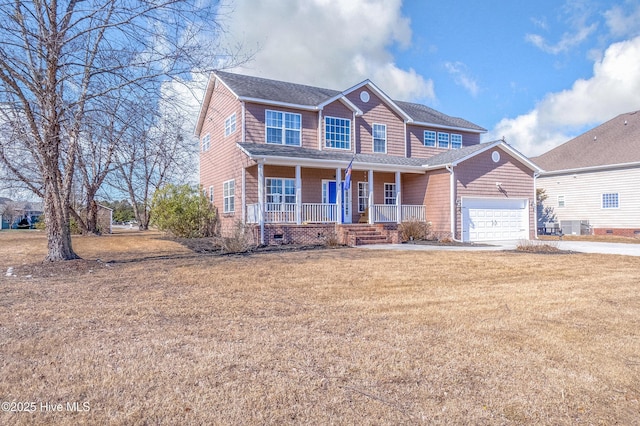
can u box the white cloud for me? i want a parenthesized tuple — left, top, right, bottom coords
(444, 61, 479, 97)
(219, 0, 434, 102)
(487, 36, 640, 156)
(525, 23, 597, 54)
(604, 3, 640, 38)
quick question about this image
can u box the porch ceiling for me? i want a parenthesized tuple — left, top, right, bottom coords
(237, 142, 426, 173)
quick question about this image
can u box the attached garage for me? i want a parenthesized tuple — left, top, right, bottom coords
(461, 198, 529, 242)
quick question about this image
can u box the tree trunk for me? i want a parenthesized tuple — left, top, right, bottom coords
(44, 182, 79, 261)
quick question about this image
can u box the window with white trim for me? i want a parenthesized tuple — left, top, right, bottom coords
(438, 132, 450, 149)
(209, 186, 214, 203)
(451, 134, 462, 149)
(602, 193, 619, 208)
(266, 178, 296, 210)
(223, 180, 235, 213)
(201, 133, 210, 152)
(266, 110, 301, 146)
(384, 183, 396, 205)
(225, 113, 236, 137)
(424, 130, 436, 147)
(557, 195, 565, 208)
(358, 182, 368, 213)
(372, 123, 386, 153)
(325, 116, 351, 150)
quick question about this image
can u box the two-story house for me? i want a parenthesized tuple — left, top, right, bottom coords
(196, 71, 539, 245)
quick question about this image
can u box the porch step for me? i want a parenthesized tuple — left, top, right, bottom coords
(355, 235, 391, 245)
(339, 224, 393, 246)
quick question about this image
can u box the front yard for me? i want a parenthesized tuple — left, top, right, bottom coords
(1, 231, 639, 424)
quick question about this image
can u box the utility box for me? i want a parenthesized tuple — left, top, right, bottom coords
(560, 220, 591, 235)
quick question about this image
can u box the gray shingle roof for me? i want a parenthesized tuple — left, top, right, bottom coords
(238, 143, 427, 167)
(216, 71, 485, 132)
(395, 100, 486, 132)
(533, 110, 640, 172)
(422, 141, 498, 167)
(215, 71, 340, 106)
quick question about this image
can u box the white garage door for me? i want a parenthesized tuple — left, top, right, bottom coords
(462, 198, 529, 242)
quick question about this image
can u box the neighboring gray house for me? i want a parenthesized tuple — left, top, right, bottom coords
(533, 110, 640, 237)
(0, 198, 43, 229)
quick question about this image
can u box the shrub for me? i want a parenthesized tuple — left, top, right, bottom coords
(151, 184, 218, 238)
(399, 219, 431, 242)
(216, 221, 253, 253)
(322, 231, 341, 248)
(516, 239, 561, 253)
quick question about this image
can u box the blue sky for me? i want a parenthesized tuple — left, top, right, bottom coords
(221, 0, 640, 156)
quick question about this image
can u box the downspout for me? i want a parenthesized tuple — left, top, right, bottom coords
(318, 109, 323, 150)
(241, 101, 246, 142)
(533, 171, 540, 240)
(446, 164, 462, 242)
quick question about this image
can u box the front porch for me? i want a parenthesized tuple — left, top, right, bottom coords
(246, 203, 425, 224)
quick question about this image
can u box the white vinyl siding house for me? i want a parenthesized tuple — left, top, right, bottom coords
(537, 167, 640, 230)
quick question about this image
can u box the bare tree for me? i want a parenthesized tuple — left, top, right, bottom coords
(109, 93, 196, 230)
(0, 1, 234, 260)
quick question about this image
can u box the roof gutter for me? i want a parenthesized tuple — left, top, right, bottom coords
(537, 160, 640, 176)
(409, 121, 486, 134)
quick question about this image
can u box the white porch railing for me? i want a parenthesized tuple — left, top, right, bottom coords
(402, 205, 426, 222)
(301, 203, 337, 223)
(265, 203, 296, 223)
(247, 203, 425, 224)
(372, 204, 397, 222)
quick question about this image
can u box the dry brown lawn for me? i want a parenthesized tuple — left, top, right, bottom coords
(1, 230, 639, 425)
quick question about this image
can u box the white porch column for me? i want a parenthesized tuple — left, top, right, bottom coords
(368, 169, 374, 224)
(336, 167, 342, 224)
(241, 167, 246, 224)
(258, 162, 265, 245)
(395, 170, 402, 224)
(295, 165, 302, 225)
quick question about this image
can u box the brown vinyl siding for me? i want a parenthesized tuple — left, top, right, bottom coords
(454, 147, 535, 238)
(244, 103, 319, 150)
(344, 90, 405, 156)
(406, 124, 481, 159)
(424, 170, 451, 234)
(199, 80, 245, 233)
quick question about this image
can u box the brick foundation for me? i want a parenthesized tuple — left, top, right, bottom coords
(248, 223, 402, 246)
(251, 224, 336, 246)
(593, 228, 640, 238)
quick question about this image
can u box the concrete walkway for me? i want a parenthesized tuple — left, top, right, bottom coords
(359, 240, 640, 257)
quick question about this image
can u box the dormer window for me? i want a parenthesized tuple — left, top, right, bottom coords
(325, 116, 351, 150)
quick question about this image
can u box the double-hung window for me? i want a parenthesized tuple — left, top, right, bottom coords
(201, 134, 210, 152)
(225, 113, 236, 137)
(223, 180, 235, 213)
(424, 130, 436, 147)
(209, 186, 214, 203)
(602, 193, 619, 208)
(372, 124, 386, 153)
(451, 134, 462, 149)
(266, 110, 301, 146)
(266, 178, 296, 209)
(438, 132, 450, 149)
(358, 182, 369, 212)
(384, 183, 396, 205)
(325, 116, 351, 149)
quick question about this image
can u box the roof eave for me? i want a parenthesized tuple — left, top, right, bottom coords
(237, 144, 425, 173)
(409, 120, 486, 134)
(238, 96, 320, 111)
(194, 73, 217, 136)
(538, 160, 640, 176)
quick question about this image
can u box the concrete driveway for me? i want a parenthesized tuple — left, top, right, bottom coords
(359, 240, 640, 256)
